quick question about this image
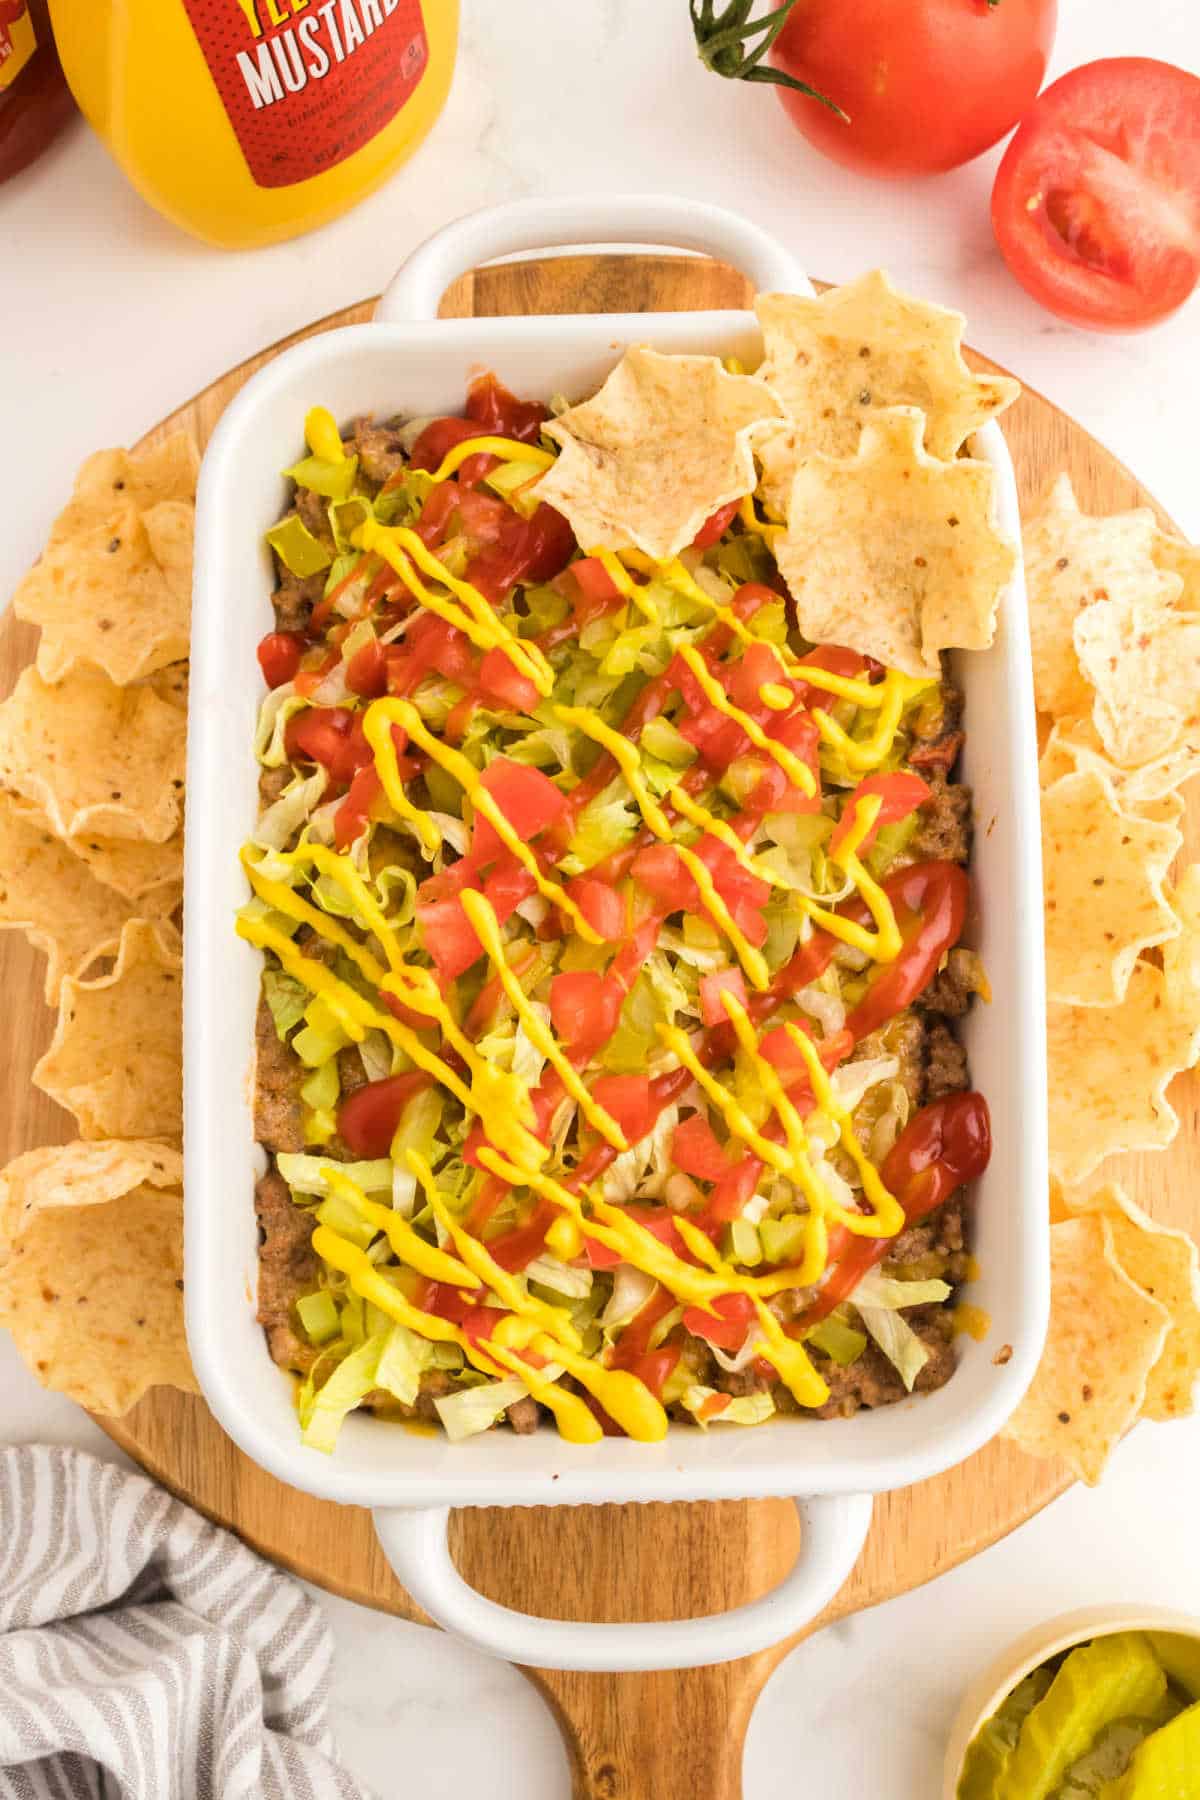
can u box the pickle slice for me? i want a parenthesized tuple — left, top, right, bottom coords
(1101, 1699, 1200, 1799)
(957, 1668, 1055, 1799)
(996, 1633, 1167, 1800)
(1056, 1700, 1181, 1799)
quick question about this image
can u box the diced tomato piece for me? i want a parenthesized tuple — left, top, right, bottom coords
(477, 645, 540, 714)
(284, 705, 353, 771)
(481, 856, 537, 922)
(691, 499, 741, 550)
(333, 763, 382, 850)
(677, 706, 750, 771)
(671, 1113, 732, 1182)
(337, 1072, 432, 1158)
(417, 896, 483, 980)
(549, 971, 623, 1059)
(414, 480, 460, 548)
(631, 843, 699, 912)
(699, 967, 749, 1027)
(382, 987, 439, 1033)
(728, 640, 788, 713)
(345, 637, 389, 698)
(829, 771, 931, 859)
(571, 555, 623, 605)
(706, 1157, 760, 1224)
(484, 1202, 556, 1273)
(456, 451, 499, 490)
(257, 630, 304, 689)
(592, 1075, 656, 1145)
(682, 1291, 756, 1351)
(466, 373, 549, 443)
(565, 875, 625, 941)
(471, 759, 566, 862)
(409, 416, 477, 473)
(584, 1207, 704, 1270)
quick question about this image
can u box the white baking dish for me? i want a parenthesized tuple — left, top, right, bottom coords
(185, 195, 1048, 1672)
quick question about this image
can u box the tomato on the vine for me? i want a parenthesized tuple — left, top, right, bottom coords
(692, 0, 1056, 177)
(992, 58, 1200, 331)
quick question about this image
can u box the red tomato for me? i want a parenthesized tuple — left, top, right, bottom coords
(631, 842, 698, 912)
(415, 481, 460, 548)
(257, 630, 304, 689)
(408, 416, 477, 473)
(728, 640, 787, 713)
(671, 1114, 732, 1183)
(484, 1202, 556, 1273)
(699, 967, 749, 1028)
(549, 971, 623, 1060)
(584, 1207, 701, 1271)
(565, 876, 625, 942)
(592, 1075, 656, 1145)
(764, 0, 1056, 177)
(571, 555, 624, 606)
(333, 763, 382, 850)
(345, 637, 388, 699)
(417, 897, 483, 980)
(471, 759, 566, 859)
(284, 705, 353, 771)
(337, 1072, 432, 1158)
(476, 645, 540, 714)
(992, 58, 1200, 330)
(829, 771, 930, 859)
(691, 500, 741, 550)
(682, 1291, 756, 1352)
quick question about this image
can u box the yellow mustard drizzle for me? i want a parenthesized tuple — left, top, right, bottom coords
(271, 842, 407, 971)
(241, 848, 387, 991)
(780, 1023, 905, 1236)
(322, 1165, 478, 1288)
(675, 643, 817, 797)
(477, 1339, 604, 1444)
(370, 697, 605, 946)
(749, 1298, 829, 1408)
(738, 493, 783, 545)
(554, 703, 673, 840)
(589, 549, 663, 627)
(823, 793, 904, 963)
(361, 707, 442, 855)
(427, 436, 555, 484)
(305, 406, 345, 463)
(456, 889, 630, 1151)
(814, 671, 933, 773)
(355, 519, 553, 698)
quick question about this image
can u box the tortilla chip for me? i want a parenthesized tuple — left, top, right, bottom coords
(774, 406, 1015, 678)
(0, 1150, 194, 1414)
(48, 433, 199, 544)
(1074, 595, 1200, 768)
(1047, 963, 1200, 1185)
(0, 666, 186, 844)
(33, 919, 182, 1140)
(536, 346, 784, 562)
(64, 826, 185, 901)
(141, 661, 189, 712)
(1154, 530, 1200, 608)
(0, 790, 170, 1004)
(754, 272, 1018, 513)
(1003, 1215, 1169, 1485)
(1060, 1183, 1200, 1423)
(1162, 864, 1200, 1026)
(1041, 770, 1180, 1007)
(1040, 712, 1200, 806)
(1023, 474, 1180, 719)
(0, 1139, 182, 1261)
(16, 500, 193, 685)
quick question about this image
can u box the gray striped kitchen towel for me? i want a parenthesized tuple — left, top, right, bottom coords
(0, 1445, 375, 1800)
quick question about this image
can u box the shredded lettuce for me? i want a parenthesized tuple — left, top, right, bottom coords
(563, 778, 639, 873)
(261, 970, 308, 1039)
(525, 1255, 593, 1300)
(255, 687, 310, 766)
(374, 1321, 437, 1407)
(299, 1334, 382, 1452)
(831, 1054, 898, 1113)
(277, 1153, 394, 1198)
(433, 1378, 531, 1442)
(852, 1274, 952, 1310)
(680, 1385, 776, 1428)
(601, 1265, 656, 1336)
(296, 1289, 339, 1344)
(300, 1058, 340, 1112)
(856, 1307, 930, 1392)
(254, 770, 327, 851)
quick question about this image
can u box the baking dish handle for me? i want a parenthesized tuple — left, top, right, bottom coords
(375, 194, 812, 324)
(372, 1492, 871, 1672)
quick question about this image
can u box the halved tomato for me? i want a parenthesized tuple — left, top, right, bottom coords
(992, 58, 1200, 330)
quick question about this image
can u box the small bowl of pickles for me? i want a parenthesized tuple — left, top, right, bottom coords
(944, 1606, 1200, 1799)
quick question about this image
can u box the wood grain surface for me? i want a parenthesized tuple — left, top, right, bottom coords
(1, 251, 1194, 1800)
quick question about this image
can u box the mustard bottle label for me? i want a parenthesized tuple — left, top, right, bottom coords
(0, 3, 37, 90)
(180, 0, 429, 189)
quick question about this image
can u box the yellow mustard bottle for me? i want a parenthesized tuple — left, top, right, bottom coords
(48, 0, 458, 248)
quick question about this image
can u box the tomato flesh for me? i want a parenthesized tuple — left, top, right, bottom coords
(337, 1072, 432, 1158)
(257, 630, 304, 689)
(992, 58, 1200, 330)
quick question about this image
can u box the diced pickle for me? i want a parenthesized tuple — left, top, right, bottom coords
(957, 1667, 1054, 1799)
(1102, 1698, 1200, 1799)
(995, 1634, 1167, 1800)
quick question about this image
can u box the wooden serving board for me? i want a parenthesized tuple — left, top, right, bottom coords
(2, 252, 1196, 1800)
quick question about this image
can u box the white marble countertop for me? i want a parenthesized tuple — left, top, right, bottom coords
(3, 1, 1199, 1794)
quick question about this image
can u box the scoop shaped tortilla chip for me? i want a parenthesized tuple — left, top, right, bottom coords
(16, 500, 193, 685)
(774, 406, 1015, 678)
(1003, 1215, 1169, 1485)
(48, 433, 199, 544)
(0, 1161, 194, 1415)
(142, 661, 189, 712)
(1024, 474, 1181, 719)
(33, 919, 182, 1141)
(1074, 595, 1200, 768)
(0, 1139, 182, 1261)
(0, 666, 186, 844)
(536, 346, 784, 562)
(1060, 1183, 1200, 1423)
(0, 791, 169, 1004)
(1163, 864, 1200, 1025)
(1047, 963, 1200, 1185)
(1154, 530, 1200, 608)
(1042, 770, 1181, 1007)
(754, 272, 1018, 514)
(1040, 712, 1200, 807)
